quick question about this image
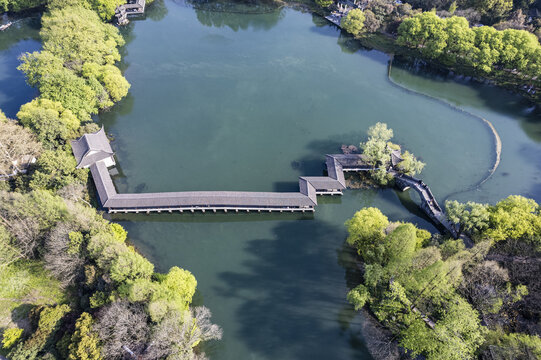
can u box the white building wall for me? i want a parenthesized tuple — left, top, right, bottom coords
(103, 156, 116, 168)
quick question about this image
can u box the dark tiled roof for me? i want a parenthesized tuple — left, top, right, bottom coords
(299, 177, 318, 204)
(71, 127, 114, 169)
(331, 153, 370, 168)
(325, 155, 346, 187)
(391, 149, 403, 167)
(300, 176, 345, 190)
(90, 161, 117, 207)
(107, 191, 316, 208)
(80, 135, 456, 237)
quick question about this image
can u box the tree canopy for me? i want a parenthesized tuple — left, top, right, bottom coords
(397, 13, 541, 76)
(359, 123, 425, 184)
(341, 9, 366, 37)
(446, 195, 541, 246)
(18, 3, 129, 121)
(346, 207, 488, 359)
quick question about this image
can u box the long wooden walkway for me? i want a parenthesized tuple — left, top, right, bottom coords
(90, 158, 456, 236)
(74, 131, 457, 237)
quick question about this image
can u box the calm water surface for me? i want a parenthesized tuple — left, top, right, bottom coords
(2, 3, 540, 359)
(0, 16, 40, 117)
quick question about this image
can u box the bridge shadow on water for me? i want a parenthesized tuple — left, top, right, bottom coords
(212, 219, 372, 359)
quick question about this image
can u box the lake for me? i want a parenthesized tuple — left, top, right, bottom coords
(2, 2, 540, 359)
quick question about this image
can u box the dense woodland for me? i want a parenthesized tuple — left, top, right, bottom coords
(0, 0, 222, 358)
(346, 197, 541, 359)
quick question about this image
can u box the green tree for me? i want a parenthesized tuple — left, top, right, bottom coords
(161, 266, 197, 308)
(499, 29, 541, 75)
(473, 0, 513, 23)
(147, 266, 198, 321)
(18, 4, 129, 120)
(383, 223, 418, 271)
(9, 304, 71, 360)
(442, 16, 475, 66)
(397, 12, 449, 58)
(17, 98, 80, 148)
(315, 0, 333, 7)
(362, 10, 381, 33)
(398, 150, 425, 176)
(400, 298, 485, 360)
(472, 26, 504, 72)
(109, 223, 128, 243)
(341, 9, 366, 37)
(483, 330, 541, 359)
(399, 314, 437, 357)
(430, 298, 486, 360)
(109, 249, 154, 283)
(86, 0, 125, 21)
(347, 284, 370, 310)
(486, 195, 540, 242)
(29, 149, 87, 191)
(2, 328, 23, 349)
(445, 200, 490, 236)
(361, 122, 394, 167)
(68, 313, 101, 360)
(345, 207, 389, 258)
(40, 5, 124, 69)
(448, 1, 457, 14)
(2, 0, 46, 12)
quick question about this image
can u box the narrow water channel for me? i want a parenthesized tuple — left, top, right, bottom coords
(2, 2, 540, 359)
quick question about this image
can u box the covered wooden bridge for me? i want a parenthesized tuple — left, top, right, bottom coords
(72, 129, 458, 237)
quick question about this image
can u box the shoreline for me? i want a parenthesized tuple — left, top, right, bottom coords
(386, 56, 503, 202)
(277, 0, 541, 104)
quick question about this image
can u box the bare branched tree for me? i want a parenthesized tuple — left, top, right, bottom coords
(94, 301, 150, 359)
(0, 119, 41, 177)
(459, 260, 509, 315)
(64, 199, 108, 235)
(57, 183, 86, 202)
(192, 306, 223, 343)
(43, 222, 85, 286)
(144, 306, 222, 360)
(0, 191, 42, 258)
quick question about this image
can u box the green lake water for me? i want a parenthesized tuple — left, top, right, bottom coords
(2, 2, 541, 359)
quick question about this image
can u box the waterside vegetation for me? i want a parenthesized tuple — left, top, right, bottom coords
(322, 0, 541, 101)
(346, 197, 541, 360)
(0, 0, 222, 358)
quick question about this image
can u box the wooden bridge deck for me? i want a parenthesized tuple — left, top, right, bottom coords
(77, 133, 458, 237)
